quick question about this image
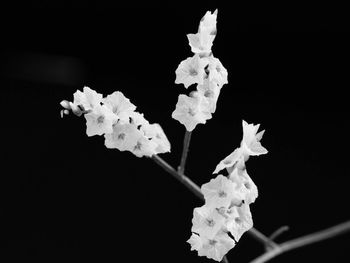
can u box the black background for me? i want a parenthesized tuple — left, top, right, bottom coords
(1, 2, 350, 263)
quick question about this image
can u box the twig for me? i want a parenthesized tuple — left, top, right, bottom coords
(269, 226, 289, 241)
(222, 255, 229, 263)
(151, 154, 277, 248)
(249, 228, 279, 250)
(178, 130, 192, 174)
(152, 154, 203, 200)
(250, 220, 350, 263)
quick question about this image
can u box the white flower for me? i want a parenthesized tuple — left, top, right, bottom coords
(172, 92, 212, 131)
(213, 147, 244, 174)
(201, 174, 243, 209)
(241, 120, 268, 156)
(141, 123, 171, 154)
(199, 9, 218, 36)
(104, 123, 143, 152)
(103, 91, 136, 123)
(225, 203, 253, 242)
(129, 111, 149, 127)
(229, 168, 258, 205)
(191, 206, 225, 239)
(131, 135, 158, 158)
(187, 231, 235, 262)
(208, 56, 228, 86)
(84, 104, 118, 137)
(73, 86, 103, 111)
(187, 9, 218, 55)
(187, 32, 215, 54)
(196, 78, 221, 113)
(175, 54, 208, 88)
(213, 120, 268, 174)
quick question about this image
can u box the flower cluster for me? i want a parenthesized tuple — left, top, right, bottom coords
(60, 86, 170, 157)
(187, 120, 267, 261)
(172, 10, 228, 131)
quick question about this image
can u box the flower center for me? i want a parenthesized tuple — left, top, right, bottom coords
(118, 133, 125, 140)
(218, 190, 227, 198)
(134, 141, 142, 151)
(97, 115, 104, 124)
(209, 239, 217, 246)
(206, 218, 215, 227)
(188, 108, 196, 116)
(189, 68, 198, 76)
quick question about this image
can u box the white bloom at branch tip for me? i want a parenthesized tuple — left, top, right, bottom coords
(191, 205, 225, 239)
(187, 9, 218, 54)
(213, 147, 244, 174)
(187, 231, 235, 262)
(241, 120, 268, 156)
(213, 120, 268, 174)
(208, 56, 228, 86)
(141, 123, 171, 154)
(128, 111, 149, 127)
(73, 86, 103, 111)
(104, 123, 143, 152)
(84, 104, 118, 137)
(196, 78, 222, 113)
(103, 91, 136, 124)
(175, 54, 208, 88)
(225, 202, 253, 242)
(229, 168, 258, 205)
(131, 135, 158, 158)
(199, 9, 218, 36)
(187, 32, 216, 54)
(201, 174, 243, 209)
(172, 92, 212, 131)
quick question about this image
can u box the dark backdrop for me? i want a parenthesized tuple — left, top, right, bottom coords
(1, 3, 350, 263)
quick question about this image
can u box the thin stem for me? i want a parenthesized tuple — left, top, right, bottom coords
(152, 154, 203, 200)
(249, 227, 279, 250)
(178, 130, 192, 174)
(222, 255, 229, 263)
(151, 154, 277, 248)
(250, 220, 350, 263)
(269, 226, 289, 241)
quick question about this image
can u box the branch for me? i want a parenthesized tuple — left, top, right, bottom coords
(250, 220, 350, 263)
(178, 130, 192, 174)
(269, 226, 289, 241)
(151, 154, 277, 248)
(152, 154, 203, 200)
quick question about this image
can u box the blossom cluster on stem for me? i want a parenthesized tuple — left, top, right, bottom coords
(187, 120, 267, 261)
(60, 86, 170, 157)
(172, 9, 228, 131)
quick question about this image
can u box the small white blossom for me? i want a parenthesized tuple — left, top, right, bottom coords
(213, 120, 268, 174)
(191, 206, 225, 239)
(141, 123, 171, 154)
(175, 54, 208, 88)
(208, 56, 228, 86)
(131, 135, 158, 158)
(172, 92, 212, 131)
(73, 86, 103, 111)
(187, 9, 218, 55)
(229, 168, 258, 205)
(241, 120, 268, 156)
(187, 231, 235, 262)
(103, 91, 136, 123)
(213, 147, 244, 174)
(199, 9, 218, 36)
(201, 174, 243, 209)
(187, 32, 216, 54)
(84, 104, 118, 137)
(196, 78, 221, 113)
(225, 203, 253, 242)
(104, 123, 143, 152)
